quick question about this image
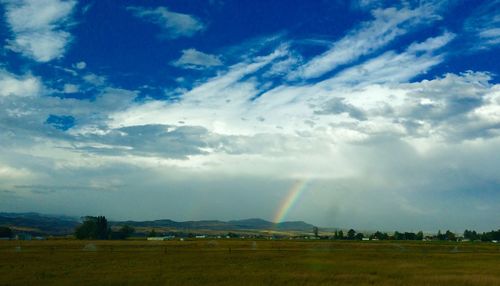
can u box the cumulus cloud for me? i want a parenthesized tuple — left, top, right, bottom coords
(3, 0, 76, 62)
(1, 65, 499, 229)
(108, 48, 288, 135)
(400, 72, 500, 140)
(1, 1, 499, 229)
(172, 49, 223, 69)
(128, 6, 205, 39)
(108, 47, 497, 152)
(0, 70, 42, 97)
(82, 73, 107, 86)
(103, 32, 453, 141)
(314, 98, 367, 121)
(75, 124, 211, 159)
(0, 165, 33, 180)
(0, 84, 137, 151)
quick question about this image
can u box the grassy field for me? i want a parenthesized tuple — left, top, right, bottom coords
(1, 239, 499, 285)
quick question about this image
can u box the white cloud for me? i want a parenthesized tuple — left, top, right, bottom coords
(0, 165, 33, 179)
(82, 73, 106, 86)
(107, 49, 497, 159)
(0, 70, 42, 97)
(128, 6, 205, 39)
(75, 61, 86, 69)
(3, 0, 76, 62)
(407, 31, 455, 52)
(108, 48, 288, 136)
(172, 49, 223, 69)
(264, 51, 301, 77)
(351, 0, 384, 11)
(320, 32, 453, 87)
(479, 28, 500, 42)
(289, 4, 442, 80)
(1, 2, 499, 229)
(464, 0, 500, 49)
(63, 83, 78, 93)
(0, 67, 499, 230)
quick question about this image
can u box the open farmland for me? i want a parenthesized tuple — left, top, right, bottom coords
(1, 240, 499, 285)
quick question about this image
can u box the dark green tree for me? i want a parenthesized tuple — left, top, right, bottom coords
(75, 218, 97, 239)
(355, 232, 364, 240)
(148, 229, 157, 237)
(437, 230, 445, 240)
(227, 232, 239, 238)
(74, 216, 110, 240)
(463, 229, 479, 240)
(347, 229, 356, 240)
(370, 231, 388, 240)
(95, 216, 109, 239)
(393, 231, 404, 240)
(480, 232, 491, 242)
(119, 225, 135, 238)
(472, 230, 479, 240)
(445, 230, 456, 241)
(0, 226, 12, 238)
(404, 232, 417, 240)
(491, 229, 500, 241)
(338, 230, 344, 240)
(110, 225, 135, 239)
(416, 231, 424, 240)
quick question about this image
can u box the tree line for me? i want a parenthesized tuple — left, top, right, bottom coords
(329, 229, 429, 241)
(463, 229, 500, 242)
(3, 216, 499, 242)
(74, 216, 134, 240)
(324, 228, 500, 241)
(0, 226, 12, 238)
(71, 221, 500, 241)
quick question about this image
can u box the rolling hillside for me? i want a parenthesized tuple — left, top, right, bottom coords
(0, 212, 315, 235)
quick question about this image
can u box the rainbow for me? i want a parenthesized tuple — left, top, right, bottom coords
(273, 179, 310, 223)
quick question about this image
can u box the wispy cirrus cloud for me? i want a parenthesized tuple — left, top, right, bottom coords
(350, 0, 384, 11)
(2, 0, 76, 62)
(321, 32, 455, 86)
(464, 0, 500, 50)
(289, 3, 443, 80)
(0, 1, 499, 229)
(105, 31, 492, 149)
(127, 6, 205, 39)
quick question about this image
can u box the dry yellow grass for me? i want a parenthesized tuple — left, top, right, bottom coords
(0, 239, 499, 285)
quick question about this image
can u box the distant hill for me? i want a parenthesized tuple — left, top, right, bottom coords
(0, 212, 316, 235)
(0, 212, 79, 235)
(226, 218, 314, 231)
(113, 217, 315, 232)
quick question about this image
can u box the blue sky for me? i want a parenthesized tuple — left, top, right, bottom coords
(0, 0, 499, 231)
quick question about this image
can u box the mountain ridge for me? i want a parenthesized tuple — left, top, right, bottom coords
(0, 212, 315, 235)
(113, 217, 314, 231)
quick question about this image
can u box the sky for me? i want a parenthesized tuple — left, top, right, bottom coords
(0, 0, 499, 232)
